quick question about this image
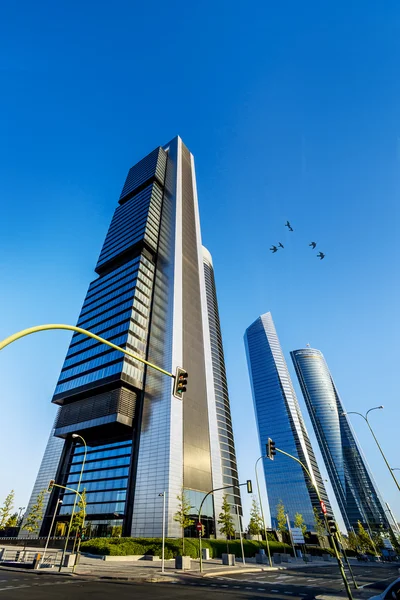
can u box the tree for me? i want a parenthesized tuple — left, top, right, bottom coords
(357, 521, 374, 554)
(218, 494, 235, 554)
(71, 489, 87, 532)
(276, 500, 287, 534)
(5, 513, 18, 528)
(23, 490, 46, 537)
(347, 530, 359, 552)
(248, 496, 263, 536)
(174, 491, 194, 555)
(313, 507, 326, 537)
(0, 490, 15, 530)
(294, 512, 307, 537)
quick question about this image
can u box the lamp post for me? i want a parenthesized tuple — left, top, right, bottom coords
(235, 504, 245, 565)
(41, 499, 62, 567)
(255, 455, 272, 567)
(17, 506, 25, 525)
(343, 407, 400, 493)
(59, 433, 87, 571)
(159, 492, 166, 574)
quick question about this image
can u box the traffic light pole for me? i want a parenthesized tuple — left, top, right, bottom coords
(275, 448, 354, 600)
(198, 481, 252, 573)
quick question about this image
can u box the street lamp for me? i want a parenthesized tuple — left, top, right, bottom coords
(59, 433, 87, 571)
(254, 455, 272, 567)
(17, 506, 25, 525)
(41, 499, 63, 567)
(158, 492, 166, 573)
(343, 407, 400, 493)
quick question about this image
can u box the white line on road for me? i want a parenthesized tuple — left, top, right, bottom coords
(271, 590, 280, 593)
(257, 588, 266, 591)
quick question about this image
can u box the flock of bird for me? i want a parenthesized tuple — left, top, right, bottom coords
(270, 221, 326, 260)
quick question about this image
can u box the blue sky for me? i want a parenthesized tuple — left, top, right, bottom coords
(0, 0, 399, 530)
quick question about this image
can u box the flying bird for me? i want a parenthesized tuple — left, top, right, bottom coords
(278, 242, 284, 248)
(309, 242, 317, 249)
(285, 221, 293, 231)
(270, 245, 278, 253)
(317, 252, 325, 260)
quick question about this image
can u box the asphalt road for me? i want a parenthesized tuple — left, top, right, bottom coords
(0, 564, 398, 599)
(215, 563, 400, 597)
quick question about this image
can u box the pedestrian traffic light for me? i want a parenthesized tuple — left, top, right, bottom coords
(246, 480, 253, 493)
(47, 479, 55, 493)
(327, 518, 337, 534)
(266, 438, 276, 460)
(173, 367, 188, 399)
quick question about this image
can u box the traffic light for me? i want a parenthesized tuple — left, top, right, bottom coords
(246, 480, 253, 493)
(327, 517, 337, 535)
(173, 367, 188, 399)
(266, 438, 276, 460)
(47, 479, 55, 493)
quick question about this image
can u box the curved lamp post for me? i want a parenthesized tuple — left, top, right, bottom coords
(59, 433, 87, 571)
(343, 406, 400, 493)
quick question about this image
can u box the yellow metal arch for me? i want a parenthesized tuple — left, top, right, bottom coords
(0, 324, 174, 378)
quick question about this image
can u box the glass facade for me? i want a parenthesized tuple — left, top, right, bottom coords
(291, 348, 391, 532)
(202, 247, 242, 514)
(22, 137, 231, 539)
(244, 312, 331, 530)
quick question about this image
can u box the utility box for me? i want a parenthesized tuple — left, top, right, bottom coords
(202, 548, 210, 560)
(63, 554, 76, 567)
(175, 556, 191, 570)
(222, 553, 235, 566)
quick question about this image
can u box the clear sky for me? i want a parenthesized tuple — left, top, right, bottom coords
(0, 1, 399, 531)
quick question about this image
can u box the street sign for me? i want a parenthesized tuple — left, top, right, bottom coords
(196, 522, 202, 532)
(320, 500, 327, 514)
(291, 527, 305, 544)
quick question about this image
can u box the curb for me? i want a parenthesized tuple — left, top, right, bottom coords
(200, 566, 281, 578)
(0, 565, 74, 577)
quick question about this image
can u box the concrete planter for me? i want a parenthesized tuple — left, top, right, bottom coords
(175, 555, 191, 570)
(222, 553, 235, 566)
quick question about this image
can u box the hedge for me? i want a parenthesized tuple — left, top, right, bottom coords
(81, 537, 291, 559)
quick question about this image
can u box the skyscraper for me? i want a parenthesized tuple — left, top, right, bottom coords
(21, 137, 241, 539)
(291, 347, 391, 532)
(244, 312, 331, 530)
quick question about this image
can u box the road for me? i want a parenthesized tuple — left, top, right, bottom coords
(213, 563, 400, 597)
(0, 564, 398, 599)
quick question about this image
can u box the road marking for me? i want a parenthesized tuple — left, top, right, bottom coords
(284, 593, 293, 595)
(221, 585, 228, 587)
(245, 587, 253, 590)
(257, 588, 266, 591)
(271, 590, 280, 593)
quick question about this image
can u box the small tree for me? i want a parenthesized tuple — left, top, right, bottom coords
(174, 491, 194, 555)
(294, 512, 307, 537)
(71, 489, 87, 532)
(357, 521, 374, 554)
(5, 513, 18, 528)
(218, 494, 235, 554)
(248, 496, 263, 536)
(0, 490, 15, 530)
(313, 507, 326, 537)
(348, 530, 359, 552)
(276, 500, 287, 535)
(23, 490, 46, 537)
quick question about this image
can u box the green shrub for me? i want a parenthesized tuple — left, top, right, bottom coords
(81, 536, 291, 558)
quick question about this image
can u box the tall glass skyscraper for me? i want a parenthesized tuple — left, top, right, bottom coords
(20, 137, 241, 539)
(291, 347, 391, 532)
(244, 312, 331, 530)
